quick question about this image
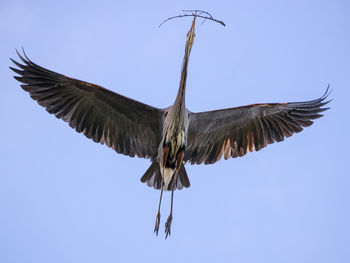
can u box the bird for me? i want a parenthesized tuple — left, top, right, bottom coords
(10, 14, 331, 238)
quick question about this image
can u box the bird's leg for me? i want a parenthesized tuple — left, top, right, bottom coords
(165, 149, 184, 238)
(165, 188, 174, 239)
(154, 186, 163, 236)
(154, 146, 169, 236)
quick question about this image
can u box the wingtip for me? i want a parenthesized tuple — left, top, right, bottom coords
(9, 56, 25, 70)
(9, 57, 17, 65)
(320, 84, 333, 103)
(21, 46, 31, 61)
(9, 66, 22, 75)
(13, 47, 31, 65)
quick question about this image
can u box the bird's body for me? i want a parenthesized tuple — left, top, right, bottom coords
(143, 16, 195, 195)
(10, 14, 331, 238)
(159, 112, 187, 190)
(159, 94, 188, 189)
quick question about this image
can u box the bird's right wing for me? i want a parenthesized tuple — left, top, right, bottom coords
(10, 51, 164, 160)
(185, 88, 331, 164)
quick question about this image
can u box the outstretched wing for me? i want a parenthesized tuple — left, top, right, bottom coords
(185, 88, 331, 164)
(10, 50, 164, 160)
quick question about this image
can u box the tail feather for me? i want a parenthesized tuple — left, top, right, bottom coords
(178, 164, 190, 188)
(140, 161, 162, 189)
(140, 161, 190, 190)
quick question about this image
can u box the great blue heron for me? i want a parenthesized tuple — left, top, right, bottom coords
(10, 15, 330, 238)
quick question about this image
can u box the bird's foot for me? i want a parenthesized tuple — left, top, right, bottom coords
(165, 214, 172, 239)
(154, 212, 161, 236)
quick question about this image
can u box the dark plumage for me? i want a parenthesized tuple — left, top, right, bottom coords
(10, 15, 331, 238)
(10, 51, 163, 160)
(185, 90, 330, 164)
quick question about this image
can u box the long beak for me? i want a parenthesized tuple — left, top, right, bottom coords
(188, 14, 196, 41)
(190, 14, 196, 33)
(185, 14, 196, 53)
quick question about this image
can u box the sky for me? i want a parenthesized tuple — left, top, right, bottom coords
(0, 0, 349, 262)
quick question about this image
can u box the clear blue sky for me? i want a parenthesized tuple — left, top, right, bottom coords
(1, 1, 349, 262)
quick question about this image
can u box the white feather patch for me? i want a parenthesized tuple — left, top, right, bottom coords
(163, 167, 174, 190)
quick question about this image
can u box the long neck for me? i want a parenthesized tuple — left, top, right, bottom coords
(173, 46, 191, 114)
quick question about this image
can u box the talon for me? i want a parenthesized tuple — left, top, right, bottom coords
(165, 214, 173, 238)
(154, 212, 161, 236)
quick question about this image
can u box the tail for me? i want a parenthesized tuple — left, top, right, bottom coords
(140, 161, 190, 190)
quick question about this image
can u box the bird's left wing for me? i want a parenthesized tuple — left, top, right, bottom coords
(10, 51, 164, 160)
(184, 89, 331, 164)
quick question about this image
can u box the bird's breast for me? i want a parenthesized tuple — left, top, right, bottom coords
(162, 129, 186, 168)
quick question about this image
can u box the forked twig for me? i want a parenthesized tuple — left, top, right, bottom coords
(159, 10, 225, 28)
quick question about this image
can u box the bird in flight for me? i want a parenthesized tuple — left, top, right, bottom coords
(10, 14, 330, 238)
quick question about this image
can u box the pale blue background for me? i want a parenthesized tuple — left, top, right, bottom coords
(1, 1, 349, 262)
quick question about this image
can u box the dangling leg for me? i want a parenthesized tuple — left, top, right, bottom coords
(154, 184, 163, 235)
(165, 149, 184, 238)
(154, 146, 169, 235)
(165, 187, 174, 238)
